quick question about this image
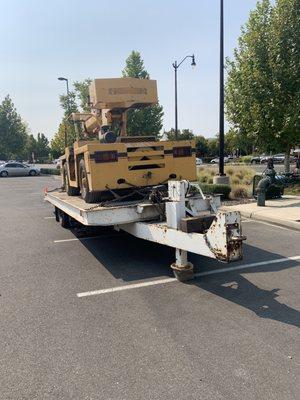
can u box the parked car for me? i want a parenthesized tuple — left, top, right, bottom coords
(53, 158, 61, 169)
(210, 157, 229, 164)
(251, 156, 263, 164)
(196, 157, 203, 165)
(0, 162, 40, 177)
(260, 154, 297, 164)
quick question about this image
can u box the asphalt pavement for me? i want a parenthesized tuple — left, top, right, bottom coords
(0, 175, 299, 400)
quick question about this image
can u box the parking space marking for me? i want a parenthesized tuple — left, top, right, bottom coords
(55, 238, 88, 243)
(77, 255, 300, 298)
(54, 234, 125, 243)
(44, 216, 55, 219)
(77, 277, 177, 297)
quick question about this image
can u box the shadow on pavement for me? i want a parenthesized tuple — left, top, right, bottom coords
(80, 233, 300, 328)
(192, 274, 300, 329)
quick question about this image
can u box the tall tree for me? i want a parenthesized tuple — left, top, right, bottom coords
(73, 79, 92, 112)
(195, 135, 209, 156)
(36, 133, 50, 158)
(50, 117, 77, 156)
(0, 95, 27, 159)
(165, 128, 195, 141)
(25, 134, 37, 161)
(207, 137, 219, 156)
(225, 129, 255, 155)
(226, 0, 300, 171)
(122, 51, 164, 138)
(51, 78, 92, 156)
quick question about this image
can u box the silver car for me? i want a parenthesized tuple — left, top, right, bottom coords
(0, 162, 40, 177)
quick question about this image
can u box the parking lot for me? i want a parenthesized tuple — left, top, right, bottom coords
(0, 175, 299, 400)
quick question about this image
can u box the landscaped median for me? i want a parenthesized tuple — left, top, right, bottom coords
(198, 165, 256, 200)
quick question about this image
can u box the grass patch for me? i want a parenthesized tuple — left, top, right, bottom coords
(284, 184, 300, 196)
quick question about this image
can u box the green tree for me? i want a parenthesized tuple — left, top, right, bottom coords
(59, 91, 78, 117)
(52, 78, 92, 156)
(207, 137, 219, 156)
(226, 0, 300, 171)
(122, 51, 164, 138)
(50, 121, 77, 158)
(24, 133, 49, 161)
(73, 79, 92, 112)
(225, 129, 255, 155)
(59, 78, 92, 116)
(0, 95, 27, 159)
(122, 50, 149, 79)
(195, 135, 209, 156)
(36, 133, 50, 158)
(165, 128, 195, 141)
(25, 134, 37, 161)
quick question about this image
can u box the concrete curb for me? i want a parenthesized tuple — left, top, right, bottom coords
(242, 212, 300, 231)
(221, 205, 300, 231)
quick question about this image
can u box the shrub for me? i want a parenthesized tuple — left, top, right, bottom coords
(231, 186, 249, 199)
(232, 177, 241, 185)
(239, 155, 252, 164)
(40, 168, 60, 175)
(243, 174, 254, 185)
(199, 183, 231, 199)
(226, 167, 234, 176)
(234, 171, 244, 180)
(199, 175, 207, 183)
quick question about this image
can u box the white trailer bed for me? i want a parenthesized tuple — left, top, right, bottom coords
(45, 181, 246, 281)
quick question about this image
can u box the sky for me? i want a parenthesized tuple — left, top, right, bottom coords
(0, 0, 259, 141)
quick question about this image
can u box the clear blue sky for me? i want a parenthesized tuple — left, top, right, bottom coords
(0, 0, 258, 140)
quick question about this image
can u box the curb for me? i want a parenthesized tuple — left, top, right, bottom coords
(221, 206, 300, 231)
(241, 212, 300, 231)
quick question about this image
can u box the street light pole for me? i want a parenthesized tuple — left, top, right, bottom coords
(219, 0, 225, 176)
(174, 60, 178, 140)
(172, 55, 196, 140)
(58, 77, 70, 148)
(213, 0, 230, 185)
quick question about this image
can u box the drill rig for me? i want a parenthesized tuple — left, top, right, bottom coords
(61, 77, 197, 203)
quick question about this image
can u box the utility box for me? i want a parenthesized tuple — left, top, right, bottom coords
(89, 78, 158, 110)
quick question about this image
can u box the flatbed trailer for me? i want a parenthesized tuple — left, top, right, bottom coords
(45, 181, 246, 281)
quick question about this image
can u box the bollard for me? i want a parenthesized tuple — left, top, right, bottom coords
(257, 190, 266, 206)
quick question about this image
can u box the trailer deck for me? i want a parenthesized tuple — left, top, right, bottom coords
(45, 191, 161, 226)
(45, 181, 246, 281)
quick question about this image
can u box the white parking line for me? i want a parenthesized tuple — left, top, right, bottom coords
(77, 255, 300, 298)
(54, 237, 94, 243)
(54, 233, 124, 243)
(44, 216, 55, 219)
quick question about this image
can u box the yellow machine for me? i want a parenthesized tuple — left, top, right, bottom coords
(61, 77, 196, 203)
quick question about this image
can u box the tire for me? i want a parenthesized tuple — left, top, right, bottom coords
(29, 170, 37, 176)
(60, 212, 70, 228)
(63, 164, 80, 196)
(79, 159, 100, 203)
(0, 171, 8, 177)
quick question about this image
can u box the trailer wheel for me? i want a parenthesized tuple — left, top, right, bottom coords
(61, 211, 70, 228)
(63, 164, 80, 196)
(79, 160, 100, 203)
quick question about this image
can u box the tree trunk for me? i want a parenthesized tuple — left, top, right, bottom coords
(284, 146, 291, 173)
